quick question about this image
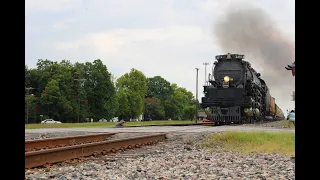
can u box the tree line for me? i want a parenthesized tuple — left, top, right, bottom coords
(25, 59, 197, 123)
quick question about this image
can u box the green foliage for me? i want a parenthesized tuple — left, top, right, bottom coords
(147, 76, 172, 100)
(25, 59, 117, 123)
(84, 60, 118, 120)
(116, 89, 130, 119)
(143, 97, 165, 120)
(116, 68, 147, 119)
(183, 105, 195, 120)
(25, 60, 197, 123)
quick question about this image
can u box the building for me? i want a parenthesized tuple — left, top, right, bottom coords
(198, 111, 207, 120)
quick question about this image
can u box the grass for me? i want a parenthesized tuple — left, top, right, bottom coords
(199, 131, 295, 156)
(280, 120, 295, 129)
(25, 120, 195, 129)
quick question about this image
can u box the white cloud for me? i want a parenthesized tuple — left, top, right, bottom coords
(52, 18, 77, 30)
(53, 22, 68, 30)
(26, 0, 295, 112)
(55, 26, 215, 94)
(25, 0, 80, 13)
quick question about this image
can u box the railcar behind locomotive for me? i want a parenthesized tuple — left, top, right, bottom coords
(200, 53, 284, 124)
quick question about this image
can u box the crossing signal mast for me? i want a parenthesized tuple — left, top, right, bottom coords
(292, 91, 295, 101)
(285, 62, 295, 102)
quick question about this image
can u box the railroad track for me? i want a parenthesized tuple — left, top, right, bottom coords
(25, 133, 167, 169)
(25, 133, 116, 152)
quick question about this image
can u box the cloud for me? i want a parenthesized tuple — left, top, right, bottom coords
(52, 22, 68, 30)
(55, 26, 215, 91)
(212, 2, 295, 111)
(25, 0, 294, 112)
(25, 0, 80, 13)
(52, 18, 76, 30)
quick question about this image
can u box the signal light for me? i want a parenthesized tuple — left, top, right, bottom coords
(285, 62, 295, 76)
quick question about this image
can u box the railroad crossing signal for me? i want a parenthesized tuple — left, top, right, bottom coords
(285, 62, 295, 76)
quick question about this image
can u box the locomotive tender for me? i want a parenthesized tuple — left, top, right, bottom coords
(200, 53, 284, 124)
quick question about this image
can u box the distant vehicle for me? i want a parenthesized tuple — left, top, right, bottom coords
(202, 119, 211, 122)
(130, 118, 138, 122)
(143, 115, 152, 121)
(98, 118, 108, 122)
(41, 119, 62, 124)
(110, 117, 119, 122)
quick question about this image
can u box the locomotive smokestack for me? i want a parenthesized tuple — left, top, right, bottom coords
(213, 3, 294, 108)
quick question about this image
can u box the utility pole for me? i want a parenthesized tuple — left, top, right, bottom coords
(25, 87, 35, 124)
(74, 77, 86, 123)
(203, 62, 210, 85)
(195, 68, 199, 123)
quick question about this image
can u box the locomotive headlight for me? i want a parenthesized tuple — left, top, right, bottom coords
(224, 76, 230, 82)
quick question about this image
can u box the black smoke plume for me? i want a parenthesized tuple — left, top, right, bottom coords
(213, 3, 294, 108)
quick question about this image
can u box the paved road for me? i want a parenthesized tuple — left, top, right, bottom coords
(25, 125, 295, 134)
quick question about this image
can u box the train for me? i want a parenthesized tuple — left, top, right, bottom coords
(200, 53, 285, 124)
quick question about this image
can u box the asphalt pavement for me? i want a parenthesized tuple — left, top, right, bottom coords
(25, 125, 295, 134)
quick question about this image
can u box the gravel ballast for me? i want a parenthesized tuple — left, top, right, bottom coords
(242, 120, 292, 129)
(25, 132, 295, 180)
(25, 132, 92, 140)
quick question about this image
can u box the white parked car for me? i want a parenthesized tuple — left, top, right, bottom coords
(110, 117, 119, 122)
(41, 119, 62, 124)
(99, 118, 108, 122)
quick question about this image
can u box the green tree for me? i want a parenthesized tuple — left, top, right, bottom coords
(25, 65, 31, 87)
(26, 58, 198, 123)
(25, 94, 37, 123)
(40, 79, 62, 120)
(146, 76, 173, 100)
(116, 68, 147, 119)
(162, 97, 180, 119)
(182, 105, 195, 120)
(116, 89, 131, 119)
(161, 83, 196, 119)
(143, 97, 165, 120)
(84, 60, 118, 121)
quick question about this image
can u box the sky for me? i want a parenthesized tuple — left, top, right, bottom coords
(25, 0, 295, 113)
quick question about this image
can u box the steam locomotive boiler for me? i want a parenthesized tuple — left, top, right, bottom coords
(200, 53, 283, 124)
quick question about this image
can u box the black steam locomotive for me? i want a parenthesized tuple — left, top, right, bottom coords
(200, 53, 284, 124)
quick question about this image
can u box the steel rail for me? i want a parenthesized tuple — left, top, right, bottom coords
(25, 133, 116, 152)
(25, 133, 167, 168)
